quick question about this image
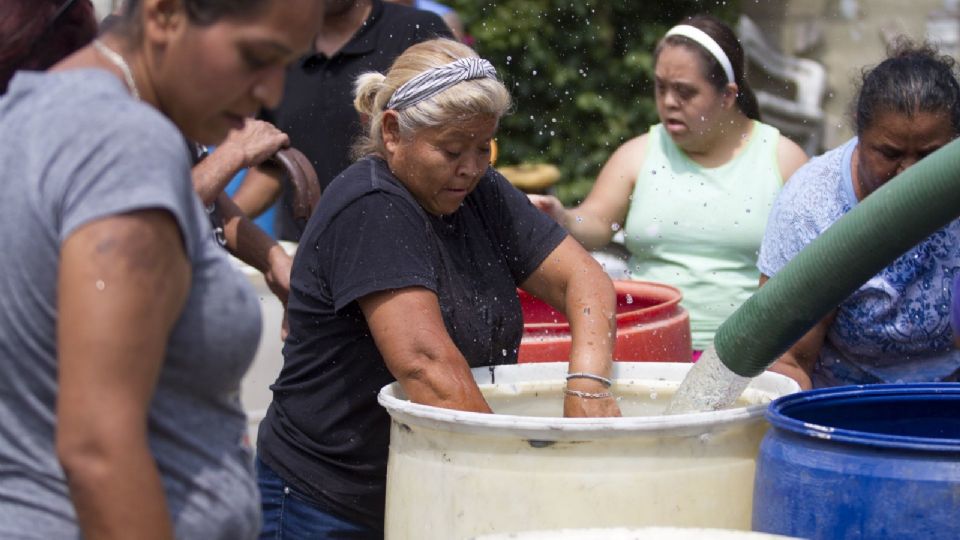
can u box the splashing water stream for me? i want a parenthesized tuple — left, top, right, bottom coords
(665, 345, 750, 414)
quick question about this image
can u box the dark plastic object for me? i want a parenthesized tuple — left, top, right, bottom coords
(753, 384, 960, 539)
(270, 147, 321, 230)
(517, 280, 691, 362)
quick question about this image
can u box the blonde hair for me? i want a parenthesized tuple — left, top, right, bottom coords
(352, 38, 512, 159)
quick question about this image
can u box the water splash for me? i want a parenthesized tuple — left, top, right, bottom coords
(665, 345, 750, 414)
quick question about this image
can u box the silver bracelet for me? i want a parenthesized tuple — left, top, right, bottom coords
(564, 389, 613, 399)
(565, 372, 612, 387)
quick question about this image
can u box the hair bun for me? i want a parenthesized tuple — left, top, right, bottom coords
(353, 71, 387, 115)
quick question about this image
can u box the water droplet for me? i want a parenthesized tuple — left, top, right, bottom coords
(95, 280, 105, 291)
(625, 294, 634, 304)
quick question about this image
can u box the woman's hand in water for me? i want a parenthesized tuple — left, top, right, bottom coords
(563, 378, 622, 418)
(564, 394, 622, 418)
(527, 194, 565, 222)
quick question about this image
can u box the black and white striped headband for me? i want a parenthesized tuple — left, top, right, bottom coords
(385, 57, 498, 111)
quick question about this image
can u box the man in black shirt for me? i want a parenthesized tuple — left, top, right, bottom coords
(233, 0, 451, 241)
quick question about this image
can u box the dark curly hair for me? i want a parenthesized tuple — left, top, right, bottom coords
(854, 39, 960, 136)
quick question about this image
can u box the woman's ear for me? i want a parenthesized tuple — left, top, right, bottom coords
(381, 111, 403, 155)
(723, 82, 739, 109)
(142, 0, 188, 46)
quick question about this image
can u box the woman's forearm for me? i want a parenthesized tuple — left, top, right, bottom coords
(528, 195, 618, 251)
(520, 237, 621, 417)
(191, 146, 245, 205)
(219, 193, 283, 274)
(564, 265, 617, 377)
(393, 347, 493, 413)
(218, 194, 291, 304)
(360, 288, 492, 413)
(59, 436, 173, 540)
(558, 206, 619, 251)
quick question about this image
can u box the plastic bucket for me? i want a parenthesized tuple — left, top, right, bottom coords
(378, 362, 799, 539)
(752, 384, 960, 539)
(518, 280, 691, 362)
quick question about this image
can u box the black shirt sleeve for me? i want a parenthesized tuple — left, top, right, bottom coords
(320, 190, 439, 312)
(479, 169, 569, 284)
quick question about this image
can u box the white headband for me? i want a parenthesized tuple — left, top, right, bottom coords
(385, 57, 498, 111)
(664, 24, 735, 84)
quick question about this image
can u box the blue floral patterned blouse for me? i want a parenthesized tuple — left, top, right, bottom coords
(758, 138, 960, 387)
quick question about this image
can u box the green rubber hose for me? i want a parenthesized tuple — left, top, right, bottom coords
(715, 137, 960, 378)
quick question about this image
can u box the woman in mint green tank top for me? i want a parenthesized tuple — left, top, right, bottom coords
(530, 15, 808, 355)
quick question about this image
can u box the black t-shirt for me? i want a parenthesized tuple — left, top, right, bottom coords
(257, 157, 567, 530)
(261, 0, 451, 240)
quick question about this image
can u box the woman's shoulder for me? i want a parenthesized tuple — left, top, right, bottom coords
(311, 158, 426, 230)
(768, 128, 809, 182)
(771, 141, 855, 223)
(603, 131, 652, 175)
(24, 69, 179, 140)
(326, 157, 415, 204)
(7, 69, 190, 189)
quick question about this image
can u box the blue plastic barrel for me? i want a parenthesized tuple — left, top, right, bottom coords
(752, 384, 960, 540)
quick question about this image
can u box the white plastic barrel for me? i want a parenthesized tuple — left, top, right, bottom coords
(378, 362, 799, 540)
(474, 527, 798, 539)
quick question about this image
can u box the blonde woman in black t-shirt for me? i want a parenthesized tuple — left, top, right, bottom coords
(255, 38, 621, 537)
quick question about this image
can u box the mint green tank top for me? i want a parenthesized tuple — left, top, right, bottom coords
(623, 121, 783, 350)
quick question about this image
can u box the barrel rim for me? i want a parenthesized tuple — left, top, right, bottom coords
(378, 362, 799, 441)
(765, 383, 960, 452)
(520, 280, 684, 332)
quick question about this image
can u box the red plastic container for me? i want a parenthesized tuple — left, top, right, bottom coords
(518, 280, 691, 363)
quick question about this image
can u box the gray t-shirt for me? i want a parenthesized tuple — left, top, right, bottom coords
(0, 70, 262, 538)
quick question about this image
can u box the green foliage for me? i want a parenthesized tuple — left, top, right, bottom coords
(445, 0, 739, 204)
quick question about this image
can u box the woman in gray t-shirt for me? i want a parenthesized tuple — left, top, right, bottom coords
(0, 0, 322, 538)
